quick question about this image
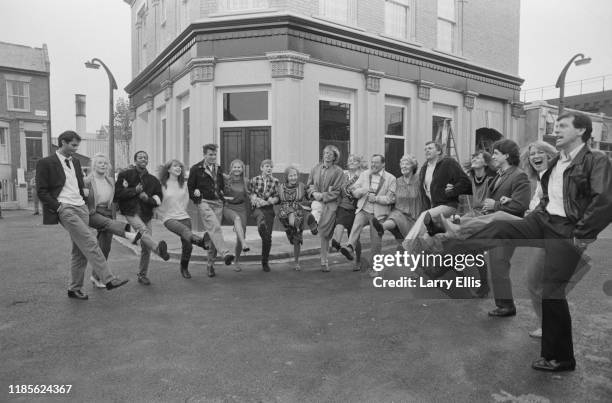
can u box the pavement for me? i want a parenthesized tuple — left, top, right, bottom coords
(1, 210, 611, 402)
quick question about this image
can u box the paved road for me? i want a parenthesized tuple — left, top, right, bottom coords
(1, 210, 611, 402)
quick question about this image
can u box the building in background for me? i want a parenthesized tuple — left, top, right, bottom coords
(520, 101, 612, 159)
(0, 41, 51, 209)
(67, 94, 131, 172)
(123, 0, 523, 177)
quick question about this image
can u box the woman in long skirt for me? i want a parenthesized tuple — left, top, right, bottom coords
(222, 159, 251, 272)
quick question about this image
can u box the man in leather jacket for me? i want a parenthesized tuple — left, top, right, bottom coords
(447, 112, 612, 372)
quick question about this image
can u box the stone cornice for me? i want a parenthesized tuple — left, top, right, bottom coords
(125, 13, 523, 98)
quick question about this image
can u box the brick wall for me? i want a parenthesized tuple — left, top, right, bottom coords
(0, 70, 50, 182)
(129, 0, 520, 79)
(462, 0, 520, 75)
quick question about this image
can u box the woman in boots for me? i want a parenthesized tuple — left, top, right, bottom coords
(158, 159, 209, 279)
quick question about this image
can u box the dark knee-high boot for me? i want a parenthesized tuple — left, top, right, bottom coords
(180, 259, 192, 279)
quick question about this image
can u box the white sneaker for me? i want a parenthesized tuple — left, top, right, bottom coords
(90, 276, 107, 289)
(529, 328, 542, 338)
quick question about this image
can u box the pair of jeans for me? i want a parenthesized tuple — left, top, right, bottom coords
(124, 215, 156, 277)
(197, 200, 229, 265)
(163, 218, 194, 262)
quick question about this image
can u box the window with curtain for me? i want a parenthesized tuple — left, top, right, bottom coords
(7, 81, 30, 111)
(385, 0, 412, 40)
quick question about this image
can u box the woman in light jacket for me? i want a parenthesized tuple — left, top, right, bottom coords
(86, 153, 169, 287)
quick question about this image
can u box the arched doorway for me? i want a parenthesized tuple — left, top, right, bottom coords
(475, 128, 503, 153)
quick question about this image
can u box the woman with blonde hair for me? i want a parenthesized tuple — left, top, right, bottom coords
(86, 153, 169, 287)
(222, 158, 251, 271)
(382, 154, 423, 241)
(330, 153, 364, 271)
(158, 159, 209, 279)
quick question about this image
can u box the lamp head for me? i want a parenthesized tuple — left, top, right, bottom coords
(85, 61, 100, 69)
(574, 57, 591, 66)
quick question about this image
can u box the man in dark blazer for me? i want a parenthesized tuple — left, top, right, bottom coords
(480, 139, 531, 316)
(36, 131, 128, 300)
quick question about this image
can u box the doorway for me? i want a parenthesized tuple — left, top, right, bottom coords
(220, 126, 271, 178)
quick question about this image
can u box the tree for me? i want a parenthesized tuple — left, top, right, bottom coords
(114, 97, 132, 141)
(114, 97, 132, 169)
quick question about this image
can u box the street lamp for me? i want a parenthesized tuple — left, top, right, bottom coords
(85, 58, 118, 169)
(555, 53, 591, 115)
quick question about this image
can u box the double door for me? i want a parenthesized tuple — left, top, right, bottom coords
(220, 127, 271, 178)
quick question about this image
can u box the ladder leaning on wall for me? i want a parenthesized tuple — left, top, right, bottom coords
(435, 118, 460, 161)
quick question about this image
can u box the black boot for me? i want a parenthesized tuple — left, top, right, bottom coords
(180, 259, 192, 279)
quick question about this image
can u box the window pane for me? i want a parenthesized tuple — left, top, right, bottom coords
(221, 0, 268, 11)
(437, 19, 453, 52)
(0, 129, 8, 162)
(385, 137, 404, 177)
(320, 0, 349, 23)
(385, 105, 404, 136)
(319, 100, 350, 168)
(385, 1, 408, 39)
(26, 137, 43, 172)
(438, 0, 455, 21)
(223, 92, 268, 121)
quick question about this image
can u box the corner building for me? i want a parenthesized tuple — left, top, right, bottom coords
(123, 0, 523, 177)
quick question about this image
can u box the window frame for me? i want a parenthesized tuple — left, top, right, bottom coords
(0, 127, 9, 163)
(217, 0, 270, 13)
(6, 80, 30, 112)
(436, 0, 460, 54)
(384, 0, 415, 42)
(318, 0, 358, 26)
(217, 87, 272, 128)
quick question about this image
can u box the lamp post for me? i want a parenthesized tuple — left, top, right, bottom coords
(85, 58, 118, 169)
(555, 53, 591, 116)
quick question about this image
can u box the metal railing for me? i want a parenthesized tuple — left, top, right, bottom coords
(0, 178, 15, 202)
(521, 75, 612, 103)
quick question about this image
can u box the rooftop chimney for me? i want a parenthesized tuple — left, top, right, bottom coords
(75, 94, 86, 136)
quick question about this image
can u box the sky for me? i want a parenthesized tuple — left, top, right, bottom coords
(0, 0, 611, 135)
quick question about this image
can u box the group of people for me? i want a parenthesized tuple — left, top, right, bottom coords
(36, 110, 612, 373)
(395, 111, 612, 373)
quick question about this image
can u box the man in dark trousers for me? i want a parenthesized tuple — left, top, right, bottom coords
(447, 112, 612, 372)
(36, 130, 128, 299)
(479, 139, 531, 313)
(188, 144, 234, 277)
(114, 151, 169, 285)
